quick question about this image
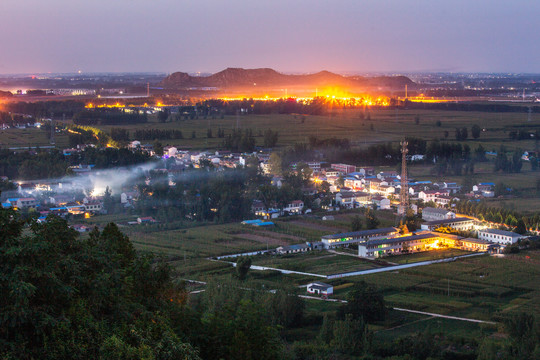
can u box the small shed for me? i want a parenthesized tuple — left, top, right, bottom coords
(306, 282, 334, 295)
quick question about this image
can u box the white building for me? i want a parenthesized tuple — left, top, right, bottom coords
(283, 200, 304, 214)
(422, 207, 456, 221)
(321, 227, 399, 249)
(420, 217, 476, 231)
(306, 282, 334, 295)
(478, 229, 527, 245)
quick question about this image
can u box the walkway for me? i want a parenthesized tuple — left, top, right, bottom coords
(326, 252, 486, 279)
(392, 307, 496, 325)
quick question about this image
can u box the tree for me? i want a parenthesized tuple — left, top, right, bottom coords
(471, 124, 481, 139)
(236, 256, 252, 280)
(331, 315, 371, 355)
(268, 153, 283, 176)
(339, 281, 385, 322)
(461, 127, 468, 140)
(157, 109, 170, 123)
(103, 186, 113, 213)
(351, 215, 363, 231)
(263, 129, 279, 148)
(515, 218, 527, 235)
(365, 208, 380, 229)
(154, 141, 164, 156)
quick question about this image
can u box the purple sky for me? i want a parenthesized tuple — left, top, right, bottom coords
(1, 0, 538, 74)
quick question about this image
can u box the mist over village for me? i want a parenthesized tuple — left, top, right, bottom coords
(1, 1, 540, 359)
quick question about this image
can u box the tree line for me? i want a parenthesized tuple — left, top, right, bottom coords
(73, 109, 147, 126)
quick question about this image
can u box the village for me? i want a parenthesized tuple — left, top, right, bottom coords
(1, 138, 533, 269)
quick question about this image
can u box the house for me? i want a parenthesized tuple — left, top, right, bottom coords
(137, 216, 157, 224)
(321, 227, 399, 249)
(459, 238, 491, 252)
(478, 229, 527, 245)
(420, 217, 476, 231)
(120, 191, 139, 204)
(16, 197, 38, 209)
(84, 202, 103, 213)
(434, 182, 462, 194)
(307, 162, 321, 172)
(335, 192, 355, 208)
(353, 191, 371, 206)
(421, 207, 456, 221)
(271, 176, 283, 188)
(49, 195, 75, 206)
(473, 183, 495, 192)
(258, 209, 281, 219)
(331, 163, 356, 174)
(357, 167, 375, 176)
(276, 243, 311, 254)
(434, 195, 452, 207)
(377, 171, 398, 180)
(251, 200, 266, 213)
(371, 195, 391, 210)
(306, 282, 334, 296)
(284, 200, 304, 214)
(358, 232, 444, 258)
(70, 224, 91, 233)
(344, 177, 364, 190)
(418, 189, 450, 202)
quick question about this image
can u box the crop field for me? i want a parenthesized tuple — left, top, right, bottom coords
(247, 251, 382, 275)
(349, 250, 540, 320)
(126, 222, 308, 259)
(52, 107, 540, 151)
(0, 127, 69, 148)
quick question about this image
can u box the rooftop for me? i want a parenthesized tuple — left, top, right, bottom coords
(322, 227, 398, 240)
(479, 228, 524, 237)
(422, 207, 453, 215)
(423, 217, 474, 226)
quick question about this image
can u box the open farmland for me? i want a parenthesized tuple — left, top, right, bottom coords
(55, 106, 540, 151)
(126, 222, 307, 259)
(348, 250, 540, 321)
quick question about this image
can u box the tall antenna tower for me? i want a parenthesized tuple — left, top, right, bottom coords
(398, 140, 409, 216)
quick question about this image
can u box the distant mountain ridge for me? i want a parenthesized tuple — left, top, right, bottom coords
(161, 67, 414, 89)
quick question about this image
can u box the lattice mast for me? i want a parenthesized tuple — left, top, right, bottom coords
(399, 140, 409, 215)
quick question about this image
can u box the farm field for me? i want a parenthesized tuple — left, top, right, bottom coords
(125, 222, 307, 259)
(0, 127, 69, 148)
(350, 250, 540, 320)
(247, 251, 382, 275)
(51, 107, 540, 151)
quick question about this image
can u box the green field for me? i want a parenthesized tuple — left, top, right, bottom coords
(354, 251, 540, 320)
(0, 127, 69, 148)
(48, 107, 540, 151)
(247, 251, 381, 275)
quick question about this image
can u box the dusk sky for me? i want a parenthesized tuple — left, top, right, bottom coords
(1, 0, 538, 74)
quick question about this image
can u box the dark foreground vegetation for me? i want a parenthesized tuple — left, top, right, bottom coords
(1, 209, 539, 359)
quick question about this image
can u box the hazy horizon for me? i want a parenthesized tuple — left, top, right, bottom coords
(1, 0, 539, 74)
